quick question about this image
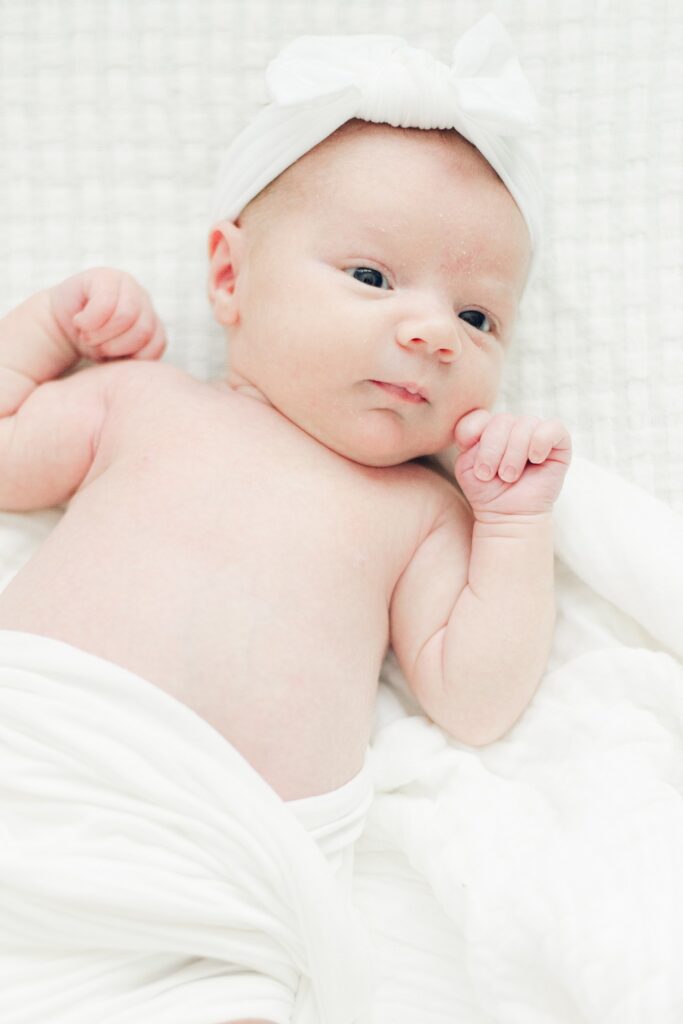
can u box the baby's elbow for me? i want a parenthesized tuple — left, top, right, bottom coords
(444, 722, 508, 749)
(437, 707, 517, 749)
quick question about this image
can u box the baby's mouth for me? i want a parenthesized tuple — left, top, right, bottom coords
(369, 380, 429, 403)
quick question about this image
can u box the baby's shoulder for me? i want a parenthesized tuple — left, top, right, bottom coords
(84, 359, 217, 458)
(91, 359, 217, 422)
(93, 358, 199, 396)
(379, 456, 472, 550)
(400, 456, 470, 517)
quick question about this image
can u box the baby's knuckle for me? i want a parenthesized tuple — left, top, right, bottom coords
(135, 322, 155, 346)
(491, 412, 515, 428)
(478, 440, 500, 458)
(483, 416, 512, 442)
(87, 265, 115, 280)
(540, 416, 562, 432)
(113, 302, 140, 328)
(508, 417, 537, 441)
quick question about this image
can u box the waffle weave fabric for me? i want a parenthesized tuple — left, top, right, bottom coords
(0, 0, 681, 509)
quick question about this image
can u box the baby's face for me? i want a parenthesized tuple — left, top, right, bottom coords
(213, 123, 531, 467)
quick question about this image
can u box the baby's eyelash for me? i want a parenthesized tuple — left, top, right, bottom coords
(345, 266, 390, 290)
(343, 268, 499, 334)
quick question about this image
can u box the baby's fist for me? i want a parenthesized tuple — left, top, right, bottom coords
(49, 267, 167, 363)
(453, 409, 572, 521)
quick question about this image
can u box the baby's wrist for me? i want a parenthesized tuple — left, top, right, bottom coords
(471, 509, 554, 533)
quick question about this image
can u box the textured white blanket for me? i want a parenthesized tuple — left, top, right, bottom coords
(1, 0, 681, 512)
(355, 458, 683, 1023)
(0, 3, 681, 1019)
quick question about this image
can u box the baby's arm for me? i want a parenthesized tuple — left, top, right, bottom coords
(0, 268, 166, 416)
(0, 366, 112, 510)
(0, 269, 166, 510)
(390, 411, 572, 747)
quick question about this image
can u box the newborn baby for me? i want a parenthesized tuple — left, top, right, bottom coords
(0, 21, 571, 1023)
(0, 121, 570, 808)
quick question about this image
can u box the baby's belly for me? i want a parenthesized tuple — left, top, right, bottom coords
(0, 519, 387, 800)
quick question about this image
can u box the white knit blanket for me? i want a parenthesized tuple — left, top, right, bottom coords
(356, 457, 683, 1023)
(0, 0, 681, 512)
(0, 2, 681, 1018)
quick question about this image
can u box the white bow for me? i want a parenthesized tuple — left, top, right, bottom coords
(265, 14, 539, 137)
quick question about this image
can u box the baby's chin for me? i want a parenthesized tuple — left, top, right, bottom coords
(319, 418, 457, 469)
(431, 439, 459, 474)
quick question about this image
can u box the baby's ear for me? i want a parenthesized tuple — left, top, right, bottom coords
(207, 221, 245, 326)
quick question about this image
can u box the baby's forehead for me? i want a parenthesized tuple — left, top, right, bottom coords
(252, 121, 499, 227)
(294, 120, 494, 183)
(242, 120, 529, 284)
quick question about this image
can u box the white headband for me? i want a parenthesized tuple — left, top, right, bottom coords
(210, 14, 542, 260)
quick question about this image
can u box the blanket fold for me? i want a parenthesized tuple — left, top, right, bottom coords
(2, 454, 682, 1024)
(359, 456, 683, 1023)
(0, 630, 376, 1024)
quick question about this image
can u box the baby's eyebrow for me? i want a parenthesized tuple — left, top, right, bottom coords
(342, 219, 395, 241)
(474, 277, 518, 304)
(448, 267, 519, 303)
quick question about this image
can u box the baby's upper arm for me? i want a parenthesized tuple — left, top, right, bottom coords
(389, 472, 473, 699)
(0, 363, 111, 511)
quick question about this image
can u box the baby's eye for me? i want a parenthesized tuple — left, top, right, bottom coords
(345, 266, 390, 290)
(459, 309, 492, 333)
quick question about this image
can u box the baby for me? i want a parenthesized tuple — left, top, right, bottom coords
(0, 19, 570, 1024)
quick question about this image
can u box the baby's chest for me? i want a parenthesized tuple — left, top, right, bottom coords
(185, 457, 412, 619)
(132, 408, 421, 593)
(106, 387, 433, 641)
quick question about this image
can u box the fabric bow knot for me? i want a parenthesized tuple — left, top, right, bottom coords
(210, 14, 543, 272)
(266, 14, 540, 138)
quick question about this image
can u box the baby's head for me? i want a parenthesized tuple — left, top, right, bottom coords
(208, 19, 539, 467)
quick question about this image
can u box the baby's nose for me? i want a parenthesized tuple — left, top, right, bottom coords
(395, 317, 462, 363)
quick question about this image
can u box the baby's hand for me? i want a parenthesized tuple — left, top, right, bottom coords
(49, 268, 167, 362)
(453, 409, 572, 521)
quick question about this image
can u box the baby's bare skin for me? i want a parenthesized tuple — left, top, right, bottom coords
(0, 358, 460, 799)
(0, 126, 572, 804)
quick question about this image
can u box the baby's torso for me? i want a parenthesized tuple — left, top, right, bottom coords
(0, 364, 454, 798)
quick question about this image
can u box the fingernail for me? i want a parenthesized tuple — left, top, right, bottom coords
(476, 464, 492, 480)
(501, 465, 517, 481)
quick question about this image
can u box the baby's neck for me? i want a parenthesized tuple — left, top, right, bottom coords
(211, 374, 272, 408)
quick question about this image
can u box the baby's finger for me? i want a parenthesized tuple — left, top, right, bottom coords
(528, 419, 573, 465)
(498, 415, 541, 482)
(77, 276, 145, 346)
(133, 320, 167, 360)
(72, 277, 124, 336)
(453, 408, 491, 451)
(473, 413, 516, 480)
(91, 307, 159, 359)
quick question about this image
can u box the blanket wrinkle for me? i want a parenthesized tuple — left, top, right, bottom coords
(2, 453, 683, 1023)
(359, 457, 683, 1023)
(0, 630, 376, 1024)
(553, 457, 683, 660)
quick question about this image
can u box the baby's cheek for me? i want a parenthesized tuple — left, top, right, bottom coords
(468, 353, 503, 406)
(448, 362, 500, 418)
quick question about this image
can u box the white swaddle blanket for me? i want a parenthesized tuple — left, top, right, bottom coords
(0, 631, 376, 1024)
(355, 457, 683, 1023)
